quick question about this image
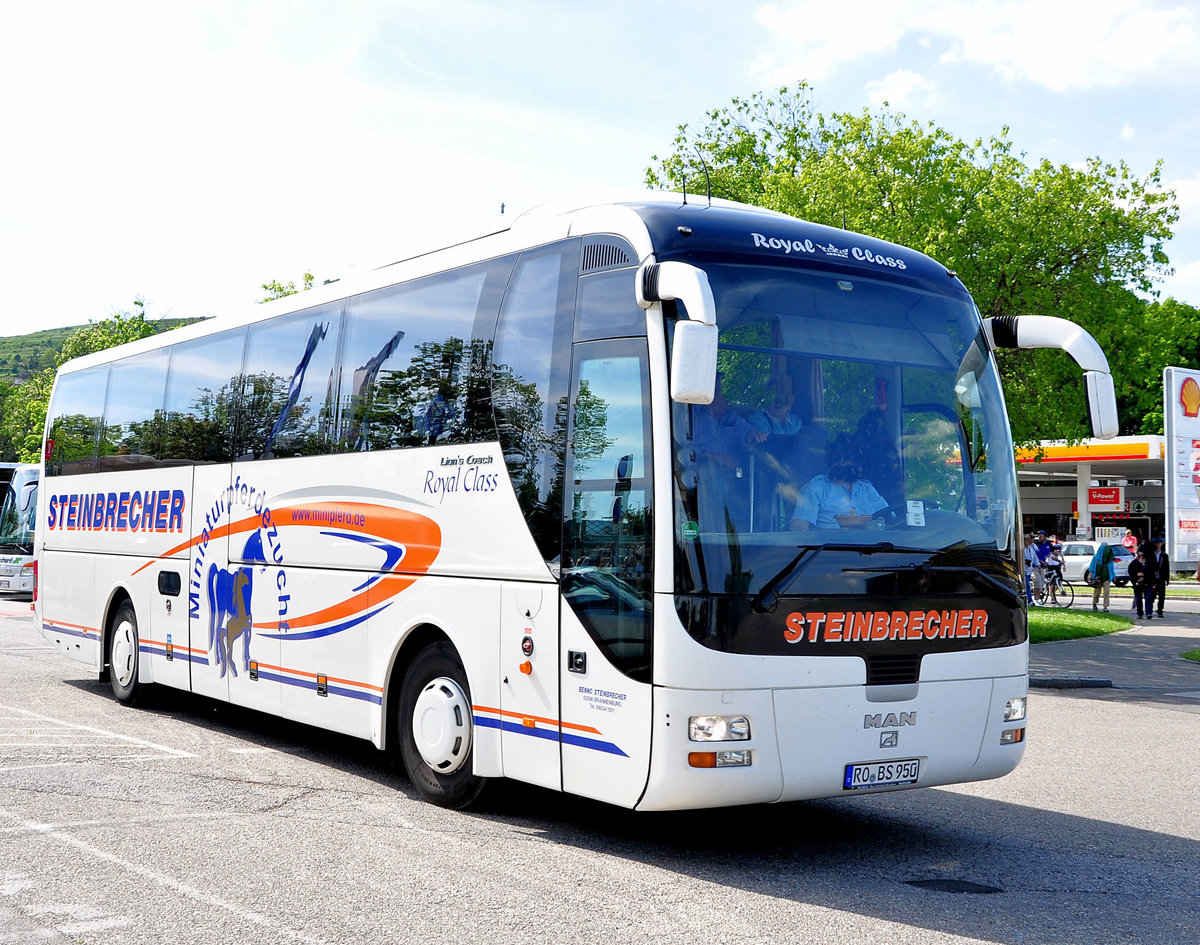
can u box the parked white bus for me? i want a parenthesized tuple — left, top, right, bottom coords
(0, 464, 38, 595)
(36, 195, 1118, 810)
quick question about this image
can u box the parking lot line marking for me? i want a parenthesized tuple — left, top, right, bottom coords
(0, 705, 196, 758)
(0, 805, 335, 945)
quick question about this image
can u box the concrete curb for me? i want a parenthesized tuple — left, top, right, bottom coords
(1030, 676, 1114, 689)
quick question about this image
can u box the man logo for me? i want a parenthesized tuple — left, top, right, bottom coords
(864, 712, 916, 729)
(880, 731, 899, 749)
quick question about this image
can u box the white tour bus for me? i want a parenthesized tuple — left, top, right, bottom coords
(0, 464, 38, 595)
(36, 195, 1118, 810)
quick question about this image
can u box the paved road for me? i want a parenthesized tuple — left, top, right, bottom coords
(1030, 599, 1200, 702)
(1, 604, 1198, 944)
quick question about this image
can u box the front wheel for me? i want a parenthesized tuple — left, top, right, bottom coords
(1051, 579, 1075, 608)
(397, 641, 486, 809)
(108, 600, 144, 705)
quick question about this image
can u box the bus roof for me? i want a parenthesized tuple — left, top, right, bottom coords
(55, 194, 961, 376)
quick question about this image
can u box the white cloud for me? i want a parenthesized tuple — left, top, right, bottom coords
(1168, 171, 1200, 231)
(1120, 123, 1136, 141)
(1163, 257, 1200, 304)
(752, 1, 1198, 92)
(865, 69, 940, 109)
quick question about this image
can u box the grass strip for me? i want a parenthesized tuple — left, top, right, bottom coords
(1028, 608, 1132, 644)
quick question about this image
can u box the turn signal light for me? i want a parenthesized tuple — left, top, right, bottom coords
(688, 750, 752, 768)
(1000, 727, 1025, 745)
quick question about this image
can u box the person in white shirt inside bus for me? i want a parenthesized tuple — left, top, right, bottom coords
(790, 435, 887, 530)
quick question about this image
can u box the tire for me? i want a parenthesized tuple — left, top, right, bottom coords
(397, 641, 486, 809)
(108, 600, 144, 706)
(1053, 580, 1075, 608)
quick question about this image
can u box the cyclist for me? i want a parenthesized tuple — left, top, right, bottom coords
(1044, 542, 1064, 605)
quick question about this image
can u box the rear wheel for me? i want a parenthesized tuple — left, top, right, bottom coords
(397, 641, 486, 809)
(108, 600, 144, 705)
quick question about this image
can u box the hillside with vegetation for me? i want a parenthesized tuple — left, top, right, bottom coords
(0, 318, 201, 384)
(0, 311, 206, 462)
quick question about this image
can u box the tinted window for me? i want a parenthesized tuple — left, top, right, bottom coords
(574, 268, 644, 341)
(100, 350, 170, 470)
(163, 331, 247, 463)
(335, 260, 510, 452)
(46, 367, 109, 476)
(241, 302, 342, 459)
(562, 340, 653, 681)
(492, 244, 578, 562)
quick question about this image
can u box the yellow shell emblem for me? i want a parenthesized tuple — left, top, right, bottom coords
(1182, 376, 1200, 418)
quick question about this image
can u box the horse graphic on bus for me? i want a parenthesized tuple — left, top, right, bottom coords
(206, 531, 265, 677)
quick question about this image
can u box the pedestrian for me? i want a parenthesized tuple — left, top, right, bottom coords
(1127, 550, 1154, 619)
(1031, 530, 1052, 602)
(1086, 541, 1116, 612)
(1023, 534, 1037, 604)
(1145, 539, 1170, 618)
(1121, 528, 1139, 554)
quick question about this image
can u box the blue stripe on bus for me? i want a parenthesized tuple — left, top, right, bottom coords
(258, 669, 383, 704)
(256, 603, 388, 641)
(473, 714, 627, 756)
(138, 643, 208, 665)
(42, 622, 96, 640)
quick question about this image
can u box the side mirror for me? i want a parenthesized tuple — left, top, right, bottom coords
(983, 315, 1119, 439)
(1084, 370, 1119, 439)
(636, 261, 718, 404)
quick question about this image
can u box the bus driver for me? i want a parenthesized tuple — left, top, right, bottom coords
(790, 435, 887, 530)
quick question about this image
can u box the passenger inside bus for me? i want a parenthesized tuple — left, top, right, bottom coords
(683, 373, 767, 531)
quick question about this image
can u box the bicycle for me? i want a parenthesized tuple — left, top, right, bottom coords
(1037, 568, 1074, 608)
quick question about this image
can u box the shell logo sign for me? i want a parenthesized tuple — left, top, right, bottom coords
(1182, 376, 1200, 418)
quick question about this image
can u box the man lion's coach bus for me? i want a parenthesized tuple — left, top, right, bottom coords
(36, 196, 1118, 810)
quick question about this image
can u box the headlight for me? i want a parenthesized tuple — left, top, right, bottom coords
(688, 715, 750, 741)
(1004, 697, 1027, 722)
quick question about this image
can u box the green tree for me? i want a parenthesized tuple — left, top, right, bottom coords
(260, 273, 315, 302)
(0, 301, 165, 463)
(647, 85, 1179, 443)
(58, 299, 160, 364)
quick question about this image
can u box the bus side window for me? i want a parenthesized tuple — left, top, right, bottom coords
(46, 367, 109, 476)
(240, 302, 343, 460)
(492, 241, 578, 565)
(336, 260, 508, 452)
(100, 350, 170, 471)
(163, 331, 248, 464)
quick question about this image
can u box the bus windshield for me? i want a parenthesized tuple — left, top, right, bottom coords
(671, 262, 1018, 599)
(0, 467, 38, 554)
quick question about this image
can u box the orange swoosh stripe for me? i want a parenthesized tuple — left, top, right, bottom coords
(473, 704, 602, 735)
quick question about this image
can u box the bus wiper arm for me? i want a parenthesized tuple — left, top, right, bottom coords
(849, 562, 1022, 608)
(752, 542, 918, 613)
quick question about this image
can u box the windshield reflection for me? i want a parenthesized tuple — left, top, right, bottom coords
(671, 263, 1018, 599)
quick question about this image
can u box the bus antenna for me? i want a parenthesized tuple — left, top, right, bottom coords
(693, 148, 712, 206)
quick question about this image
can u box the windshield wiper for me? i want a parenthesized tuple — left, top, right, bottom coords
(751, 542, 925, 613)
(849, 560, 1022, 609)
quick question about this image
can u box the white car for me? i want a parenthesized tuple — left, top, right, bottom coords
(1058, 540, 1133, 586)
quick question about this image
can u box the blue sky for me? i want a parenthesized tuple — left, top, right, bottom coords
(2, 1, 1198, 338)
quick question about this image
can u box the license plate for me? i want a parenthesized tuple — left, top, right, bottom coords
(843, 758, 920, 790)
(0, 581, 9, 588)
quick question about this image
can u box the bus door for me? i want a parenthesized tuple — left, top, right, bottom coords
(188, 464, 281, 716)
(557, 340, 654, 807)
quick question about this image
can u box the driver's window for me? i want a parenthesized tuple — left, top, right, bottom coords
(562, 339, 652, 681)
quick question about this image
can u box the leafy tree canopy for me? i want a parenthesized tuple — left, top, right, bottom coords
(1, 300, 164, 463)
(646, 84, 1181, 445)
(261, 273, 315, 302)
